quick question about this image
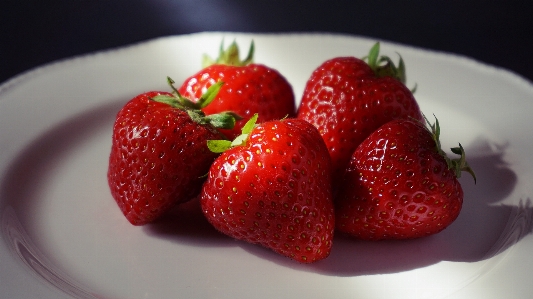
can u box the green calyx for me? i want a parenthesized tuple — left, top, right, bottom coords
(202, 39, 255, 68)
(423, 114, 477, 183)
(207, 113, 259, 153)
(151, 76, 240, 130)
(363, 42, 407, 85)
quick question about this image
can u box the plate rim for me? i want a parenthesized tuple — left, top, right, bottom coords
(1, 31, 533, 299)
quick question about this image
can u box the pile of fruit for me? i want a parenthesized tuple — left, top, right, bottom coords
(107, 40, 476, 264)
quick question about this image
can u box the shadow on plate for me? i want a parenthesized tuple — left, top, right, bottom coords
(237, 137, 533, 276)
(140, 136, 533, 276)
(142, 197, 236, 247)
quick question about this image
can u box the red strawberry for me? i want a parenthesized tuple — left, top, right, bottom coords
(297, 42, 423, 191)
(107, 81, 237, 225)
(335, 116, 476, 240)
(179, 40, 296, 140)
(200, 115, 335, 263)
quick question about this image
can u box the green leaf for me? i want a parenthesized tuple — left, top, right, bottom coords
(423, 114, 476, 183)
(242, 113, 259, 135)
(187, 109, 207, 124)
(224, 41, 240, 65)
(411, 83, 418, 94)
(202, 54, 215, 68)
(197, 81, 224, 108)
(231, 133, 249, 147)
(434, 116, 441, 146)
(154, 76, 201, 110)
(397, 54, 407, 84)
(202, 39, 255, 67)
(166, 76, 179, 94)
(151, 94, 182, 108)
(367, 42, 380, 69)
(241, 40, 255, 65)
(450, 146, 463, 155)
(450, 143, 477, 184)
(206, 113, 258, 153)
(204, 111, 238, 129)
(207, 140, 232, 153)
(363, 42, 412, 87)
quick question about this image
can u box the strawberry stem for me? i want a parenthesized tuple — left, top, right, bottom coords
(423, 114, 477, 183)
(152, 76, 202, 110)
(202, 40, 255, 68)
(363, 42, 407, 85)
(205, 111, 242, 129)
(450, 143, 477, 182)
(207, 113, 258, 153)
(151, 77, 239, 130)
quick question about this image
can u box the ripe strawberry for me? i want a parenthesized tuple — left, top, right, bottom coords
(179, 40, 296, 140)
(107, 81, 237, 225)
(297, 42, 423, 191)
(200, 115, 335, 263)
(335, 116, 476, 240)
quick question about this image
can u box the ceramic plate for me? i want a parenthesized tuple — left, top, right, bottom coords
(1, 32, 532, 299)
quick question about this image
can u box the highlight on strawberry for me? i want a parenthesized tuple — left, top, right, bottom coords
(335, 115, 476, 240)
(200, 114, 335, 263)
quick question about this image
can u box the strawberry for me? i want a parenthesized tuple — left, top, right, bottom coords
(297, 42, 423, 191)
(335, 116, 476, 240)
(107, 81, 237, 225)
(179, 40, 296, 140)
(200, 115, 335, 263)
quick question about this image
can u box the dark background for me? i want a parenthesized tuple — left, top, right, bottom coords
(1, 0, 532, 85)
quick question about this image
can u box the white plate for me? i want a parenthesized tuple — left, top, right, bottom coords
(1, 32, 533, 299)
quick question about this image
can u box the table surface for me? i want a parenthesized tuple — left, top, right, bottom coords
(1, 0, 532, 85)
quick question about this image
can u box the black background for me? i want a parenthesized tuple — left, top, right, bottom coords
(2, 0, 532, 84)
